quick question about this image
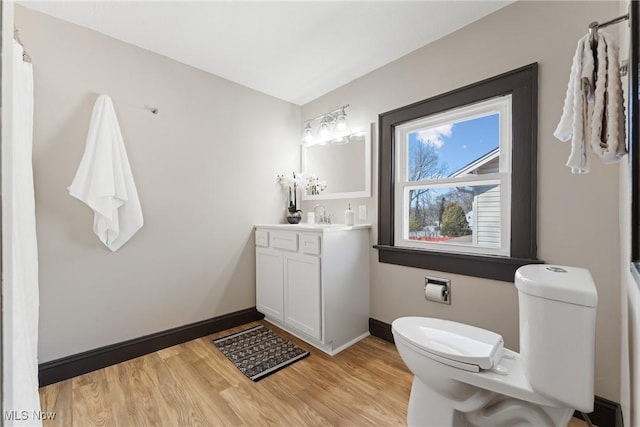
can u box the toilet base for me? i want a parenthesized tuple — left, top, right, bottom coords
(407, 378, 468, 426)
(407, 377, 575, 427)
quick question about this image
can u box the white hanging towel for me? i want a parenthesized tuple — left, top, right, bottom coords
(68, 94, 143, 251)
(554, 31, 627, 174)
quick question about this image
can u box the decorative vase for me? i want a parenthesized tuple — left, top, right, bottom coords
(287, 211, 302, 224)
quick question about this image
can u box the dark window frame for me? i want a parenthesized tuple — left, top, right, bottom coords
(375, 64, 540, 282)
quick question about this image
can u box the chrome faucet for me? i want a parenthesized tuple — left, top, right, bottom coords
(314, 204, 331, 224)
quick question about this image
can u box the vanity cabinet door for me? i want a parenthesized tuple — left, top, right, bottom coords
(284, 252, 321, 340)
(256, 247, 284, 322)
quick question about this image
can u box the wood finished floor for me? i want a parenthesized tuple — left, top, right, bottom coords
(39, 320, 589, 427)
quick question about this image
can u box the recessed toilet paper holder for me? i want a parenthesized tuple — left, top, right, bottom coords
(425, 276, 451, 305)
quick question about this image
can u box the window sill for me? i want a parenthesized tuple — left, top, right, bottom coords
(373, 245, 542, 282)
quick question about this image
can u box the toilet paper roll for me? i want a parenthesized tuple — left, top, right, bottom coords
(425, 283, 446, 302)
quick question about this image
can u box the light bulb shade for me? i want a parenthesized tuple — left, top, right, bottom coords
(319, 123, 330, 138)
(318, 116, 332, 139)
(335, 109, 348, 132)
(302, 122, 314, 143)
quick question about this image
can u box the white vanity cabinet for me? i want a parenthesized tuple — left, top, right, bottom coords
(255, 224, 370, 355)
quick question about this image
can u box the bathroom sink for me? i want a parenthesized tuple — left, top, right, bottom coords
(255, 223, 371, 231)
(291, 223, 372, 231)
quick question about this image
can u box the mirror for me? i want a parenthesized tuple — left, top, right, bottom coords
(302, 130, 371, 200)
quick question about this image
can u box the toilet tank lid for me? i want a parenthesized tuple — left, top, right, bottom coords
(515, 265, 597, 307)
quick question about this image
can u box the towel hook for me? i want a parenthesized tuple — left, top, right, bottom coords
(145, 105, 158, 115)
(588, 21, 599, 49)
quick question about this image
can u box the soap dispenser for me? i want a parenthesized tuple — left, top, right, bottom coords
(345, 203, 355, 226)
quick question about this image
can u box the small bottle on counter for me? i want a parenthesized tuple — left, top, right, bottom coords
(345, 203, 355, 226)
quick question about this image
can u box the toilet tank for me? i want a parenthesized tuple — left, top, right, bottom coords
(515, 265, 597, 413)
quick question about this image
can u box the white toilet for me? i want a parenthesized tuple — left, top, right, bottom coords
(392, 264, 598, 427)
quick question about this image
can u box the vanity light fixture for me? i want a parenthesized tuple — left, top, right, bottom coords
(302, 104, 352, 145)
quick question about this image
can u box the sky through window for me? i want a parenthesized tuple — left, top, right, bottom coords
(408, 113, 500, 178)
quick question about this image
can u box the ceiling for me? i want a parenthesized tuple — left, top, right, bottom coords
(19, 1, 514, 105)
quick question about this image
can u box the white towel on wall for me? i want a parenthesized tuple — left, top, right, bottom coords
(554, 31, 627, 174)
(590, 31, 627, 163)
(68, 94, 143, 251)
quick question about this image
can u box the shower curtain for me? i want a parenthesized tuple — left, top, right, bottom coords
(5, 39, 41, 426)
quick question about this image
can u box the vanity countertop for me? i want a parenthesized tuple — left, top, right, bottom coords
(255, 223, 371, 232)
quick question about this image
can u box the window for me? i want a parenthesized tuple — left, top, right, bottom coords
(376, 64, 539, 282)
(394, 96, 511, 256)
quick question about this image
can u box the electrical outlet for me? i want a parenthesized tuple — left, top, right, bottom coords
(358, 205, 367, 220)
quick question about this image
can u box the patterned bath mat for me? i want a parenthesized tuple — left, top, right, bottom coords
(213, 325, 310, 381)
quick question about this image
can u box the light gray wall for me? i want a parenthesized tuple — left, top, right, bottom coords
(618, 1, 637, 424)
(16, 6, 301, 363)
(301, 1, 622, 401)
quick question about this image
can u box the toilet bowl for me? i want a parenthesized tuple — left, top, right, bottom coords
(392, 264, 598, 427)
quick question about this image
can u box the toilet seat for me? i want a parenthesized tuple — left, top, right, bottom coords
(392, 317, 504, 372)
